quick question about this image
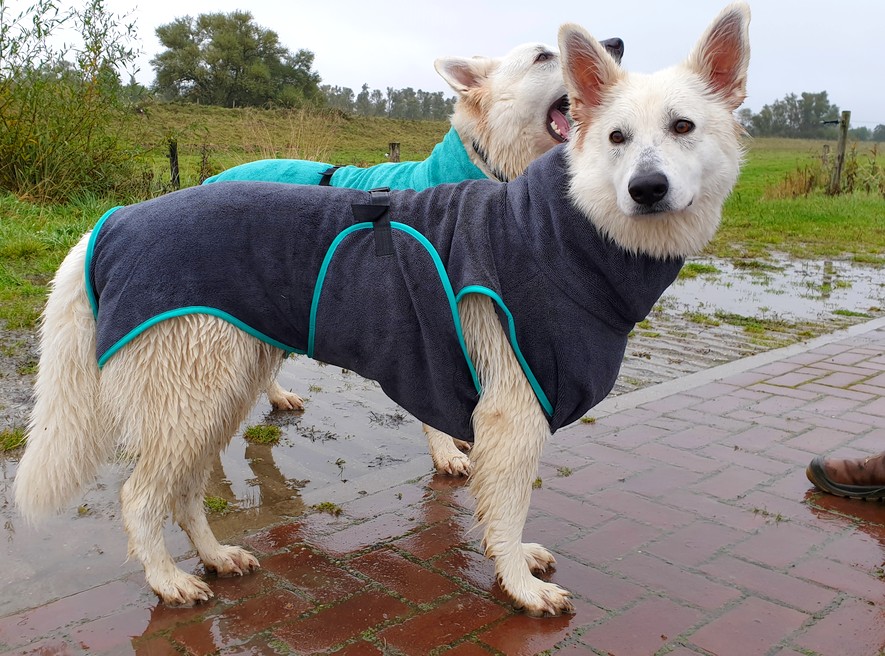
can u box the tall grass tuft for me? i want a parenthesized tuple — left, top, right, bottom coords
(0, 0, 141, 202)
(247, 108, 348, 162)
(768, 142, 885, 199)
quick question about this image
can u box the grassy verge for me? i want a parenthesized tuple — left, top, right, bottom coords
(131, 103, 450, 187)
(710, 138, 885, 260)
(1, 112, 882, 332)
(0, 194, 113, 328)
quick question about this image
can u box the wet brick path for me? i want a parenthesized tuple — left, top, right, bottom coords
(2, 320, 885, 655)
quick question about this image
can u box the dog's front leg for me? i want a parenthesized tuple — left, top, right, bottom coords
(424, 424, 472, 476)
(460, 295, 574, 616)
(266, 377, 305, 411)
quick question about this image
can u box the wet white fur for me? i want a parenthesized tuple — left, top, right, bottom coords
(563, 5, 750, 260)
(15, 4, 749, 616)
(267, 40, 569, 476)
(437, 41, 567, 183)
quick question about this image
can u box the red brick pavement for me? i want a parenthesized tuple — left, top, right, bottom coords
(2, 323, 885, 655)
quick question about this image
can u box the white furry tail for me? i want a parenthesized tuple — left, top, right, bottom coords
(14, 233, 110, 523)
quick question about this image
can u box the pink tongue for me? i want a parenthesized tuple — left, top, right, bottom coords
(550, 109, 570, 139)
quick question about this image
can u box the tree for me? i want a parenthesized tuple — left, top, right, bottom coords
(848, 126, 871, 141)
(736, 108, 754, 134)
(873, 125, 885, 142)
(0, 0, 140, 200)
(320, 85, 355, 112)
(151, 11, 322, 107)
(319, 82, 454, 119)
(355, 83, 372, 116)
(369, 89, 386, 116)
(749, 91, 840, 138)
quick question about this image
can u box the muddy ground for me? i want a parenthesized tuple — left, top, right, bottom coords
(0, 256, 882, 616)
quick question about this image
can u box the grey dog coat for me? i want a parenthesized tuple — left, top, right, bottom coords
(86, 146, 684, 440)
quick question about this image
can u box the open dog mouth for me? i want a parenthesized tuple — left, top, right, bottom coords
(547, 95, 570, 142)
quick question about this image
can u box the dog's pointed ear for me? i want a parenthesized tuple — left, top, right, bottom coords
(434, 56, 497, 97)
(687, 2, 751, 111)
(558, 24, 623, 116)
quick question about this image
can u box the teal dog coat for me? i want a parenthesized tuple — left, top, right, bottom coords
(87, 146, 683, 440)
(203, 127, 487, 191)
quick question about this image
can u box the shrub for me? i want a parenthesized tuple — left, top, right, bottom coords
(0, 0, 142, 201)
(768, 143, 885, 199)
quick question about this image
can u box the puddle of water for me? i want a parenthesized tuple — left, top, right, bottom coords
(664, 256, 884, 322)
(0, 357, 434, 617)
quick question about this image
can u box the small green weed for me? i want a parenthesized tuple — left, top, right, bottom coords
(684, 311, 720, 327)
(580, 416, 596, 424)
(752, 507, 787, 523)
(0, 426, 27, 451)
(204, 496, 230, 513)
(532, 478, 543, 489)
(714, 311, 792, 333)
(16, 360, 38, 376)
(313, 501, 342, 516)
(679, 262, 720, 279)
(832, 309, 872, 318)
(556, 467, 573, 477)
(243, 424, 282, 444)
(853, 253, 885, 265)
(731, 259, 782, 271)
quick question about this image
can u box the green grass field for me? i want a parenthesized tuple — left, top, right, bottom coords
(714, 137, 885, 260)
(1, 105, 883, 330)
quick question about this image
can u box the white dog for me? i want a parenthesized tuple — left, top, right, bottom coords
(208, 38, 624, 477)
(15, 4, 749, 617)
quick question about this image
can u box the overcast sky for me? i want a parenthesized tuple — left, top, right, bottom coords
(98, 0, 883, 127)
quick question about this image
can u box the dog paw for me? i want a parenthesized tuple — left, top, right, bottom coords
(514, 580, 575, 617)
(268, 387, 305, 411)
(204, 545, 260, 577)
(435, 451, 472, 477)
(522, 543, 556, 573)
(151, 570, 215, 607)
(452, 438, 472, 452)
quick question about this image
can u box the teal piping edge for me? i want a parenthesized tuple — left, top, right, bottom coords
(90, 217, 551, 419)
(85, 206, 124, 319)
(97, 306, 303, 369)
(455, 285, 554, 418)
(308, 222, 482, 396)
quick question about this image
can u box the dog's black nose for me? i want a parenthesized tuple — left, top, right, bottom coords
(628, 171, 669, 206)
(601, 38, 625, 64)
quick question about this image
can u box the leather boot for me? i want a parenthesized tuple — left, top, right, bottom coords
(806, 452, 885, 500)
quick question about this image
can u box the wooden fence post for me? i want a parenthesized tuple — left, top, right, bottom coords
(389, 142, 400, 163)
(828, 110, 850, 195)
(169, 138, 180, 191)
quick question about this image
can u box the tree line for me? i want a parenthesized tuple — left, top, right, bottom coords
(322, 84, 455, 121)
(3, 0, 883, 204)
(151, 13, 883, 136)
(737, 91, 885, 142)
(150, 11, 455, 120)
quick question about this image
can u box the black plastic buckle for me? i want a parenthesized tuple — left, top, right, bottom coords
(351, 187, 393, 256)
(319, 165, 340, 186)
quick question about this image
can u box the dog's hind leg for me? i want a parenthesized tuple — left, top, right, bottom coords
(460, 295, 574, 616)
(102, 316, 277, 606)
(424, 424, 471, 476)
(171, 455, 259, 579)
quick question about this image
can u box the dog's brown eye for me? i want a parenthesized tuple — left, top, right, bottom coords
(609, 130, 625, 144)
(673, 119, 695, 135)
(535, 51, 553, 63)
